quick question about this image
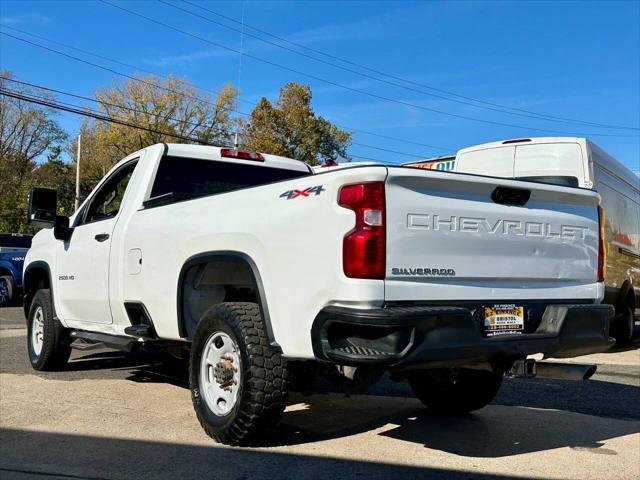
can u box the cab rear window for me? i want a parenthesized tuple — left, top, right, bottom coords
(147, 156, 309, 206)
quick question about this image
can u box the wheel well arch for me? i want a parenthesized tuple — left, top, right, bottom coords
(177, 251, 279, 350)
(23, 262, 52, 318)
(0, 266, 13, 278)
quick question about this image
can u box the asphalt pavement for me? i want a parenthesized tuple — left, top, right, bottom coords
(1, 306, 639, 479)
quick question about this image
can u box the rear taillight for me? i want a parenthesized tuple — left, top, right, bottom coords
(220, 148, 264, 161)
(338, 182, 385, 279)
(598, 206, 606, 282)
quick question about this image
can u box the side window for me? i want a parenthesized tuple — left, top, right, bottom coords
(81, 161, 138, 225)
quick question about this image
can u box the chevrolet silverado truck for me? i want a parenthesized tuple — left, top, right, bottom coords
(23, 143, 614, 445)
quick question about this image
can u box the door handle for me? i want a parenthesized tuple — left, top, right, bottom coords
(94, 233, 110, 242)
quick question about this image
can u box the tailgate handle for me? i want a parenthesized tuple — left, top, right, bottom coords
(491, 187, 531, 206)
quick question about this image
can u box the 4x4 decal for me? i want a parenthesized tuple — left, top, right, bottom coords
(280, 185, 325, 200)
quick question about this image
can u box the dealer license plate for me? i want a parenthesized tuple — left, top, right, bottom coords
(483, 304, 524, 337)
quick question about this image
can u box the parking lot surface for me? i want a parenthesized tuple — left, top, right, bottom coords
(1, 307, 639, 479)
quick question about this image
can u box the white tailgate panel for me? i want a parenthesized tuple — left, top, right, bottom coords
(385, 168, 601, 301)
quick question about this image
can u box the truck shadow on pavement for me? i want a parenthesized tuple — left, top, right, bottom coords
(0, 345, 640, 460)
(82, 353, 639, 457)
(0, 428, 560, 480)
(55, 348, 191, 388)
(262, 393, 639, 457)
(24, 345, 640, 458)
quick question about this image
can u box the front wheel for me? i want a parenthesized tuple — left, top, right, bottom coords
(407, 368, 503, 414)
(27, 289, 72, 371)
(189, 302, 289, 445)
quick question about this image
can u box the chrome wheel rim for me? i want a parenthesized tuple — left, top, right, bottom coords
(31, 306, 44, 357)
(200, 331, 241, 416)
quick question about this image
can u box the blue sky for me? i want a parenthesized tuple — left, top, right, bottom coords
(1, 0, 639, 172)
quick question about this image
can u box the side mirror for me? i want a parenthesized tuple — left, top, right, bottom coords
(27, 188, 57, 228)
(53, 216, 73, 242)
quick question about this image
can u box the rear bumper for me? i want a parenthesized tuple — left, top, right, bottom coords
(311, 303, 615, 369)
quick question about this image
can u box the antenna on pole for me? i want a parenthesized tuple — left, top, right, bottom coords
(234, 1, 246, 149)
(74, 133, 81, 211)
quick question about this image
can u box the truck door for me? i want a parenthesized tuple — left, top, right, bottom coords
(55, 160, 138, 325)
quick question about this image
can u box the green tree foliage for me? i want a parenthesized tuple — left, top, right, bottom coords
(1, 75, 352, 233)
(31, 151, 82, 218)
(75, 74, 239, 180)
(0, 72, 68, 232)
(244, 82, 351, 165)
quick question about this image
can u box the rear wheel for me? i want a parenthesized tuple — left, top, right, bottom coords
(27, 289, 72, 370)
(407, 368, 503, 414)
(189, 302, 289, 445)
(612, 300, 635, 347)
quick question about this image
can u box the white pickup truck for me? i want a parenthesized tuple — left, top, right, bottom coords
(24, 143, 613, 445)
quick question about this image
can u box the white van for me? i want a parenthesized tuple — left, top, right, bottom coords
(454, 137, 639, 344)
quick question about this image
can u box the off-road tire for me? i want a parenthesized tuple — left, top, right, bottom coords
(27, 289, 72, 370)
(189, 302, 289, 445)
(407, 368, 503, 414)
(612, 301, 635, 347)
(0, 275, 14, 307)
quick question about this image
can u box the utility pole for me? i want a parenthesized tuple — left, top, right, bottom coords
(74, 133, 81, 211)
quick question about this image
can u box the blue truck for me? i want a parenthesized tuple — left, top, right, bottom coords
(0, 233, 33, 306)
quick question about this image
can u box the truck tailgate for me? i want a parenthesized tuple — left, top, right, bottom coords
(384, 168, 601, 301)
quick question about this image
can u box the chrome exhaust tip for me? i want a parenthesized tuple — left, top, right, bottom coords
(535, 362, 597, 381)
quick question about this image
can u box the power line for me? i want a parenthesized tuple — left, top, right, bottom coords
(0, 87, 216, 145)
(348, 154, 391, 163)
(0, 85, 422, 165)
(178, 0, 639, 132)
(0, 25, 453, 152)
(0, 89, 397, 167)
(1, 77, 229, 133)
(0, 25, 163, 80)
(2, 77, 431, 160)
(0, 24, 245, 112)
(339, 127, 449, 151)
(351, 142, 425, 159)
(0, 30, 454, 157)
(0, 31, 226, 112)
(5, 79, 426, 159)
(169, 0, 639, 131)
(98, 0, 638, 137)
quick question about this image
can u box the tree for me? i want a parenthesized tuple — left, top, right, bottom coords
(31, 151, 78, 218)
(243, 82, 351, 165)
(75, 74, 239, 181)
(0, 72, 68, 232)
